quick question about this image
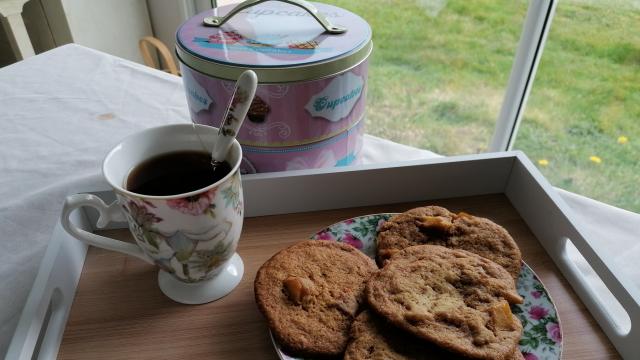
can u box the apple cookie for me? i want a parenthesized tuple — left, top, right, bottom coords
(376, 206, 522, 280)
(344, 310, 525, 360)
(366, 245, 523, 360)
(254, 240, 377, 357)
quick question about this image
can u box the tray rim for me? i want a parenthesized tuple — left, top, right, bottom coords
(7, 151, 637, 359)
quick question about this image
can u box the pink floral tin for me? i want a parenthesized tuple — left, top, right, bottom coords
(176, 0, 372, 148)
(240, 117, 364, 174)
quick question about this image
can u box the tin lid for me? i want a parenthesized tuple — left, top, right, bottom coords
(176, 0, 372, 83)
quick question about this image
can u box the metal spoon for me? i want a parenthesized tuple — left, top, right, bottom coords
(211, 70, 258, 169)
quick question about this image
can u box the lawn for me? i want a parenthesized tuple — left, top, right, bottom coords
(323, 0, 640, 212)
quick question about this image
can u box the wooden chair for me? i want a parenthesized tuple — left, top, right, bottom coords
(138, 36, 180, 76)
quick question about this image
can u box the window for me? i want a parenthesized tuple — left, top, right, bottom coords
(323, 0, 529, 155)
(327, 0, 638, 211)
(514, 0, 640, 212)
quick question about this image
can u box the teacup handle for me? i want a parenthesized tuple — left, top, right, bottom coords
(61, 194, 153, 264)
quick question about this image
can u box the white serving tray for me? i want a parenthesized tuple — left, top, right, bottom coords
(7, 151, 638, 359)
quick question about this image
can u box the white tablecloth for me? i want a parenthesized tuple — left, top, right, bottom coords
(1, 44, 638, 356)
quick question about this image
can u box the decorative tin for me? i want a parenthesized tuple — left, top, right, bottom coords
(176, 0, 372, 148)
(240, 117, 364, 174)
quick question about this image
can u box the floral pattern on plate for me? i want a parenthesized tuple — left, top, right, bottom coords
(272, 214, 562, 360)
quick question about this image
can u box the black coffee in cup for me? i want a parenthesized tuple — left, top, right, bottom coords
(126, 150, 231, 196)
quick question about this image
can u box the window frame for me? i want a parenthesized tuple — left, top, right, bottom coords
(489, 0, 558, 152)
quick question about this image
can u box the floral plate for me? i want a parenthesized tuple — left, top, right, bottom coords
(272, 214, 562, 360)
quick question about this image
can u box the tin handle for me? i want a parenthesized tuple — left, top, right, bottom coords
(203, 0, 347, 34)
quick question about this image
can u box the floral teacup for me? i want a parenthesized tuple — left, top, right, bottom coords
(61, 124, 244, 304)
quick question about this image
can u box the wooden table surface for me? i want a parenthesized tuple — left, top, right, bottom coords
(58, 195, 620, 359)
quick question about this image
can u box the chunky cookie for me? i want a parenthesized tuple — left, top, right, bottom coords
(344, 311, 525, 360)
(254, 240, 377, 357)
(345, 310, 449, 360)
(366, 245, 524, 360)
(377, 206, 522, 280)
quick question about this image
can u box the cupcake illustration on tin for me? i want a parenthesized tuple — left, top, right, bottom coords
(247, 95, 270, 123)
(207, 30, 243, 45)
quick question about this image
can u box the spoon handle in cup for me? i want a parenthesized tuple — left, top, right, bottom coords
(212, 70, 258, 163)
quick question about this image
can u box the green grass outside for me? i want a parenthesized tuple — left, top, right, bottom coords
(323, 0, 640, 212)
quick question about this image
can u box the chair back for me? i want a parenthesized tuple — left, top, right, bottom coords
(138, 36, 180, 76)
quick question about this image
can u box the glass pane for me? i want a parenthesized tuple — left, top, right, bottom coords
(514, 0, 640, 212)
(323, 0, 528, 155)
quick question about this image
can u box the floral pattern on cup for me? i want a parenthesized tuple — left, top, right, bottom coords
(118, 170, 243, 283)
(221, 173, 243, 215)
(274, 214, 562, 360)
(166, 188, 217, 216)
